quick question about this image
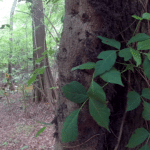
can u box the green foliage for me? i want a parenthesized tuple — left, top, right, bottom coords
(61, 109, 80, 143)
(28, 74, 36, 86)
(139, 144, 150, 150)
(87, 81, 106, 103)
(0, 24, 10, 29)
(144, 53, 150, 60)
(142, 88, 150, 99)
(60, 13, 150, 149)
(2, 142, 7, 146)
(126, 91, 141, 111)
(142, 101, 150, 120)
(94, 50, 117, 77)
(36, 127, 46, 137)
(89, 98, 110, 132)
(126, 128, 149, 148)
(52, 0, 60, 4)
(62, 81, 88, 103)
(0, 0, 64, 87)
(71, 62, 95, 71)
(143, 56, 150, 79)
(35, 56, 45, 63)
(118, 48, 132, 61)
(130, 48, 141, 66)
(137, 39, 150, 50)
(142, 13, 150, 20)
(127, 33, 150, 45)
(124, 64, 135, 73)
(100, 67, 124, 86)
(20, 145, 29, 150)
(132, 15, 143, 20)
(97, 36, 121, 49)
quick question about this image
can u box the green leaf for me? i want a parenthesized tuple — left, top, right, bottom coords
(89, 98, 110, 131)
(130, 48, 141, 66)
(37, 67, 46, 74)
(28, 74, 36, 86)
(35, 56, 45, 63)
(2, 142, 7, 145)
(137, 39, 150, 50)
(42, 50, 48, 55)
(0, 90, 4, 96)
(33, 68, 41, 74)
(61, 109, 80, 143)
(97, 36, 121, 49)
(0, 24, 10, 29)
(87, 81, 106, 103)
(127, 33, 150, 45)
(62, 81, 88, 103)
(142, 88, 150, 99)
(38, 121, 52, 125)
(139, 144, 150, 150)
(126, 91, 141, 111)
(125, 64, 135, 73)
(126, 128, 149, 148)
(144, 53, 150, 61)
(36, 127, 46, 137)
(94, 50, 117, 77)
(143, 56, 150, 80)
(118, 48, 132, 61)
(52, 0, 59, 4)
(20, 145, 29, 150)
(32, 67, 46, 75)
(61, 16, 64, 23)
(71, 62, 95, 71)
(49, 49, 55, 56)
(142, 101, 150, 120)
(100, 67, 124, 86)
(142, 13, 150, 20)
(6, 24, 10, 28)
(0, 25, 5, 29)
(132, 15, 143, 20)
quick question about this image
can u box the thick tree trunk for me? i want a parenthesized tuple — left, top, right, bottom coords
(54, 0, 150, 149)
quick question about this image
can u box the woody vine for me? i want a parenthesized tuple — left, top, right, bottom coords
(59, 13, 150, 149)
(28, 12, 150, 149)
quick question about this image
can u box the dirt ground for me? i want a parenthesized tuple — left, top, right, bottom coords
(0, 91, 56, 150)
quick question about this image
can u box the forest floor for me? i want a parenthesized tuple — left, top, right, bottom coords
(0, 91, 56, 150)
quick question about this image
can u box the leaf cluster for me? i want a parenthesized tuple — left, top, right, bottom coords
(60, 13, 150, 149)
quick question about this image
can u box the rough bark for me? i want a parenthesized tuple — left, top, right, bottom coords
(54, 0, 150, 149)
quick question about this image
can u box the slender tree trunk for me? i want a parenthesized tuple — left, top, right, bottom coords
(8, 0, 17, 91)
(31, 0, 57, 109)
(54, 0, 150, 149)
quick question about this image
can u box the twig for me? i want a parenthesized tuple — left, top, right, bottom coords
(33, 84, 55, 112)
(62, 134, 103, 149)
(114, 70, 131, 150)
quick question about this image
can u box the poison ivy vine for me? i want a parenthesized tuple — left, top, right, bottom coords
(60, 12, 150, 149)
(28, 12, 150, 148)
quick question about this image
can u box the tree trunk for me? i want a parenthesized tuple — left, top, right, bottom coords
(54, 0, 150, 149)
(32, 0, 57, 108)
(8, 0, 17, 91)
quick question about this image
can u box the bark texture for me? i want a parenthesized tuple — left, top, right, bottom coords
(54, 0, 150, 149)
(32, 0, 57, 107)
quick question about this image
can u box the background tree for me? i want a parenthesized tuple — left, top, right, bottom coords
(54, 0, 150, 149)
(8, 0, 17, 90)
(0, 0, 64, 86)
(31, 0, 57, 107)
